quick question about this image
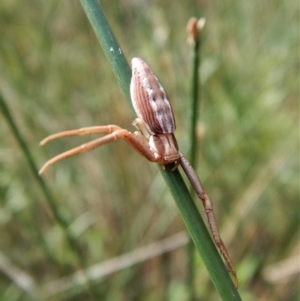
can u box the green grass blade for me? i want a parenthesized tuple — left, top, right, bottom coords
(0, 94, 63, 228)
(0, 93, 98, 299)
(80, 0, 131, 106)
(162, 166, 241, 300)
(187, 20, 202, 301)
(79, 1, 242, 299)
(189, 30, 201, 167)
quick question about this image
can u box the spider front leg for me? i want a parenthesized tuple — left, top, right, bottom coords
(39, 125, 121, 146)
(39, 125, 161, 175)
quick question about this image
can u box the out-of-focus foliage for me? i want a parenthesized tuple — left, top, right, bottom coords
(0, 0, 298, 300)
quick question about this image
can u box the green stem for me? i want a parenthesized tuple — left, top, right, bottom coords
(80, 1, 242, 299)
(0, 94, 97, 299)
(80, 0, 131, 106)
(0, 95, 66, 230)
(187, 35, 201, 301)
(190, 38, 201, 166)
(162, 166, 241, 299)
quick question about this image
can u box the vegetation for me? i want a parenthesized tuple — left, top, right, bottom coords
(0, 0, 298, 300)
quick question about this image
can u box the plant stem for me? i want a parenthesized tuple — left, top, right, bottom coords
(187, 26, 201, 301)
(79, 1, 242, 299)
(0, 94, 98, 300)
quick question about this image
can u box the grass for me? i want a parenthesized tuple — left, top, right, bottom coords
(0, 0, 298, 300)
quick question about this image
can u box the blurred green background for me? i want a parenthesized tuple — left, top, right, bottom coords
(0, 0, 298, 300)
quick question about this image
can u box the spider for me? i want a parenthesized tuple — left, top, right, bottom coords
(39, 57, 237, 287)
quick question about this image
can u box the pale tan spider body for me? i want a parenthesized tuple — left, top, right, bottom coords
(39, 58, 237, 287)
(131, 58, 180, 165)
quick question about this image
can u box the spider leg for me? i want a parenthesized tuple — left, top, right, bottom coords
(179, 154, 238, 288)
(39, 127, 161, 175)
(40, 125, 122, 146)
(39, 129, 128, 174)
